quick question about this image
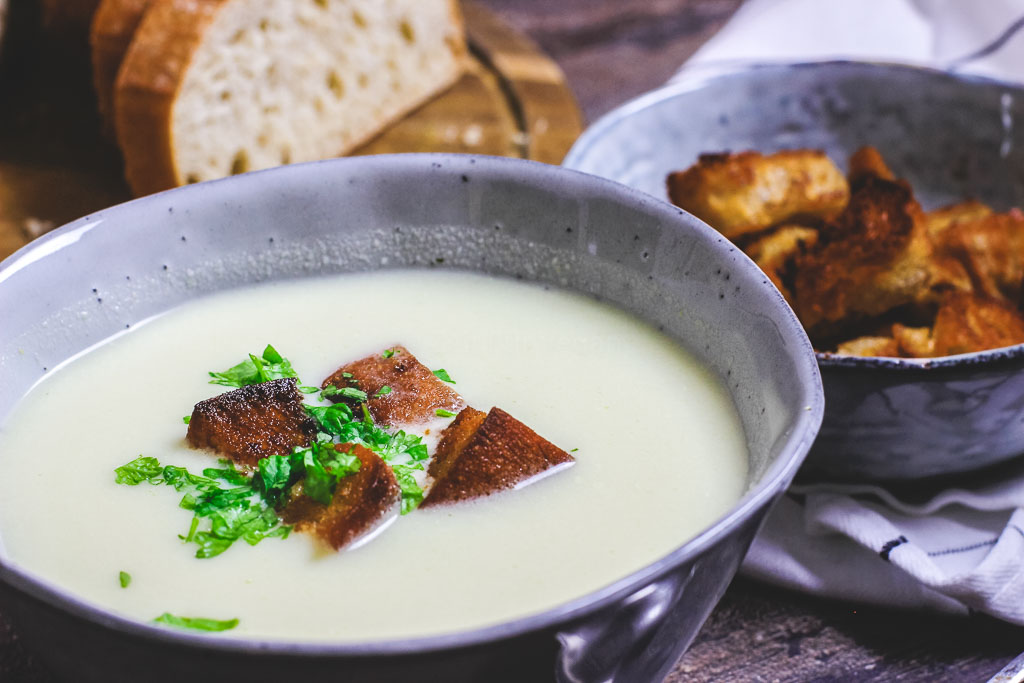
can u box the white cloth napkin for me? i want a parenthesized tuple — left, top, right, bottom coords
(673, 0, 1024, 624)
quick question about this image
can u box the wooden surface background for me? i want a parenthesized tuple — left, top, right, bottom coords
(3, 1, 1024, 681)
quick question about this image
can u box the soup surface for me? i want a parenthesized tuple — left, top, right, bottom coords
(0, 269, 747, 641)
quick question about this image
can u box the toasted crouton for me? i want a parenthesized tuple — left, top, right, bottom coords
(744, 225, 819, 302)
(892, 324, 935, 358)
(422, 407, 574, 507)
(186, 378, 317, 467)
(932, 292, 1024, 356)
(925, 200, 993, 237)
(847, 146, 895, 186)
(793, 177, 971, 338)
(281, 443, 400, 550)
(835, 336, 899, 357)
(931, 209, 1024, 303)
(666, 150, 849, 239)
(322, 346, 464, 426)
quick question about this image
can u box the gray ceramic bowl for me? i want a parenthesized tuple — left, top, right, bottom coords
(0, 155, 821, 682)
(565, 61, 1024, 481)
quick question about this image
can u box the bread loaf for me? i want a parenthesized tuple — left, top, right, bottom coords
(115, 0, 467, 196)
(90, 0, 151, 138)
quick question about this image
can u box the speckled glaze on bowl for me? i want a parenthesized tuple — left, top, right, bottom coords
(0, 155, 822, 683)
(565, 61, 1024, 481)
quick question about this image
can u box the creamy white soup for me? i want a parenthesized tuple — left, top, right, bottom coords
(0, 269, 747, 642)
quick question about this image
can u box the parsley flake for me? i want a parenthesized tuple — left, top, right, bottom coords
(119, 571, 131, 588)
(381, 349, 398, 358)
(208, 345, 297, 388)
(432, 368, 455, 384)
(436, 408, 456, 418)
(154, 613, 239, 632)
(374, 385, 392, 397)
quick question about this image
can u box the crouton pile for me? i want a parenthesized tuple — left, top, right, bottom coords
(668, 148, 1024, 357)
(186, 346, 573, 551)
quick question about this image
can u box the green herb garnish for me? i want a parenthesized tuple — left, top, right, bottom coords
(115, 456, 292, 559)
(436, 408, 456, 418)
(432, 368, 455, 384)
(381, 349, 397, 358)
(320, 385, 368, 403)
(154, 613, 239, 632)
(119, 571, 131, 588)
(208, 344, 297, 388)
(374, 385, 392, 397)
(182, 415, 191, 425)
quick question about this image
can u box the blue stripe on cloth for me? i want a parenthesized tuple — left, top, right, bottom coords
(879, 535, 909, 561)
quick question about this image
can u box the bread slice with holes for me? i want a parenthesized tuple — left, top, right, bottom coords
(115, 0, 466, 196)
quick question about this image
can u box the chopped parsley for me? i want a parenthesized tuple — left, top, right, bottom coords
(115, 455, 294, 559)
(320, 385, 368, 402)
(120, 345, 443, 559)
(436, 408, 456, 418)
(381, 349, 397, 358)
(208, 344, 297, 388)
(154, 613, 239, 632)
(182, 415, 191, 425)
(119, 571, 131, 588)
(432, 368, 455, 384)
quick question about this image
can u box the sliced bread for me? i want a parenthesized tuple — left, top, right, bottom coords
(90, 0, 152, 138)
(115, 0, 467, 196)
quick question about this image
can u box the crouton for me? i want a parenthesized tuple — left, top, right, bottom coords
(422, 407, 574, 507)
(834, 335, 899, 357)
(931, 209, 1024, 303)
(892, 324, 935, 358)
(793, 177, 971, 339)
(281, 443, 400, 550)
(744, 225, 819, 302)
(186, 378, 317, 467)
(322, 345, 464, 426)
(925, 200, 993, 237)
(847, 145, 895, 187)
(932, 292, 1024, 356)
(666, 149, 849, 239)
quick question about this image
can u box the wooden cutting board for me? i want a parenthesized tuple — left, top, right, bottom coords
(0, 3, 582, 261)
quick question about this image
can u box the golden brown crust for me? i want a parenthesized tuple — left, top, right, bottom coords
(422, 407, 574, 507)
(281, 444, 400, 550)
(744, 225, 818, 303)
(931, 209, 1024, 303)
(322, 346, 464, 426)
(932, 291, 1024, 356)
(925, 200, 993, 237)
(834, 335, 899, 357)
(792, 177, 971, 338)
(186, 377, 317, 468)
(666, 150, 849, 239)
(114, 0, 225, 196)
(847, 145, 895, 186)
(91, 0, 153, 139)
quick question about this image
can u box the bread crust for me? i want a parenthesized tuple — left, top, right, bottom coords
(322, 345, 464, 427)
(115, 0, 467, 196)
(114, 0, 225, 195)
(91, 0, 153, 139)
(186, 377, 317, 468)
(422, 406, 574, 507)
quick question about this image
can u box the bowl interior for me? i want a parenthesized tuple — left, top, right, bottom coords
(0, 154, 822, 650)
(565, 61, 1024, 212)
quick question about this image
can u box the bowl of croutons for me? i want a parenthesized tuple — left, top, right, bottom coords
(566, 60, 1024, 480)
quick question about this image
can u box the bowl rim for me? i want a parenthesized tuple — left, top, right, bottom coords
(0, 153, 824, 658)
(563, 59, 1024, 373)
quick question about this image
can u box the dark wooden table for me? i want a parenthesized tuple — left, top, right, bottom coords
(2, 1, 1023, 681)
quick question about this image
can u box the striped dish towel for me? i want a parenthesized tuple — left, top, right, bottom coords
(678, 0, 1024, 624)
(743, 470, 1024, 623)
